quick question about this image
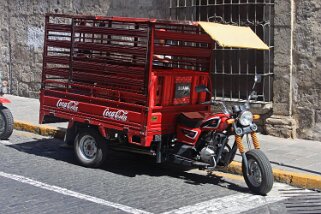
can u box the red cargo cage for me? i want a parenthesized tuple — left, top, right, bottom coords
(40, 14, 212, 147)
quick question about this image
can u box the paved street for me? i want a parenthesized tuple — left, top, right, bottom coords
(0, 131, 321, 214)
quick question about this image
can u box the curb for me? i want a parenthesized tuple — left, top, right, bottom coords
(220, 161, 321, 191)
(14, 120, 66, 139)
(13, 120, 321, 191)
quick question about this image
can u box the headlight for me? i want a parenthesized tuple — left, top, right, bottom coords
(239, 111, 253, 126)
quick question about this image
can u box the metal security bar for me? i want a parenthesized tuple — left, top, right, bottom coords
(170, 0, 274, 103)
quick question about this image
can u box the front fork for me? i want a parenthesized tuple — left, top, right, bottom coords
(235, 132, 260, 175)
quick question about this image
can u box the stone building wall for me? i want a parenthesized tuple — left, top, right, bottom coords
(265, 0, 297, 138)
(265, 0, 321, 140)
(292, 0, 321, 140)
(0, 0, 169, 98)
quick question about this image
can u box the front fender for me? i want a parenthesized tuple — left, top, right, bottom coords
(0, 97, 11, 104)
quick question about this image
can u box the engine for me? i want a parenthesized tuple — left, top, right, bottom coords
(198, 132, 227, 168)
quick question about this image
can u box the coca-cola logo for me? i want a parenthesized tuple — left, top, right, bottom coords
(56, 99, 79, 112)
(103, 108, 128, 122)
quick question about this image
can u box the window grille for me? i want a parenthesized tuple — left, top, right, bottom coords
(170, 0, 274, 103)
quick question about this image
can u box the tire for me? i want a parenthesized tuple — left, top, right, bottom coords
(0, 105, 14, 140)
(242, 149, 273, 195)
(74, 128, 107, 168)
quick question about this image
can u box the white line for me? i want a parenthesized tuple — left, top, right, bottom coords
(162, 183, 296, 214)
(0, 140, 11, 145)
(0, 169, 311, 214)
(0, 171, 151, 214)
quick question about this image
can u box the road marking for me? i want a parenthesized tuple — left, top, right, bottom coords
(0, 169, 313, 214)
(162, 183, 299, 214)
(0, 140, 12, 145)
(0, 171, 151, 214)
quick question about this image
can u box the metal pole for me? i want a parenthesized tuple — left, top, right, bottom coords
(7, 0, 13, 94)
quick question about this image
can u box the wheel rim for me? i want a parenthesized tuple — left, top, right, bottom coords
(0, 113, 5, 134)
(248, 159, 262, 187)
(78, 135, 98, 161)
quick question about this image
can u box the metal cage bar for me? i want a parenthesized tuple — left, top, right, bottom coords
(170, 0, 274, 103)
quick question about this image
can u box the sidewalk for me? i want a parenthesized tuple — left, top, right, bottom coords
(3, 94, 321, 190)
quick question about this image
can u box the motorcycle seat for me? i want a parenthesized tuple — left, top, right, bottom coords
(177, 112, 205, 128)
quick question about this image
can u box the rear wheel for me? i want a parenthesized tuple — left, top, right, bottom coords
(242, 149, 273, 195)
(74, 128, 107, 168)
(0, 105, 14, 140)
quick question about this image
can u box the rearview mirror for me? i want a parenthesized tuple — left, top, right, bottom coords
(195, 85, 209, 93)
(254, 74, 262, 83)
(250, 91, 258, 99)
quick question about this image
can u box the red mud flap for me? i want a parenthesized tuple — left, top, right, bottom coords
(0, 97, 11, 104)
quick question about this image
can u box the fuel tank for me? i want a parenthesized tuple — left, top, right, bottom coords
(176, 112, 230, 145)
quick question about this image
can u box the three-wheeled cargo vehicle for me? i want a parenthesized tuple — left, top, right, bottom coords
(40, 13, 273, 195)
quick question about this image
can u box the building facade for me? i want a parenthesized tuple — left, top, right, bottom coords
(0, 0, 320, 140)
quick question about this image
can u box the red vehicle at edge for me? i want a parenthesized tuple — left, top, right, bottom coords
(0, 94, 13, 140)
(40, 14, 273, 195)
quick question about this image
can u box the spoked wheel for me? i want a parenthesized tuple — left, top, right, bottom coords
(74, 129, 107, 168)
(0, 105, 14, 140)
(242, 149, 273, 195)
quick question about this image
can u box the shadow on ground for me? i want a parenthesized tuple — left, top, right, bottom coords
(7, 137, 250, 194)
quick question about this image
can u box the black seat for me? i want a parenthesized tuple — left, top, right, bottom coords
(177, 112, 205, 128)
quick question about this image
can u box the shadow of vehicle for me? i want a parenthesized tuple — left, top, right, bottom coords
(7, 137, 249, 193)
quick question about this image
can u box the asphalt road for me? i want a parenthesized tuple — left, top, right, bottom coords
(0, 130, 320, 214)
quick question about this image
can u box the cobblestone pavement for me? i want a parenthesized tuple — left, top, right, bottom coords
(0, 131, 320, 214)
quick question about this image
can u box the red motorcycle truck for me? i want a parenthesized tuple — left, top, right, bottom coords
(40, 14, 273, 195)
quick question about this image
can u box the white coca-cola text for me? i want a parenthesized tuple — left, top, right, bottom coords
(103, 108, 128, 121)
(56, 99, 79, 112)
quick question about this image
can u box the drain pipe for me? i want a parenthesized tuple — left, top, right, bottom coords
(7, 1, 13, 95)
(289, 0, 295, 117)
(0, 68, 2, 94)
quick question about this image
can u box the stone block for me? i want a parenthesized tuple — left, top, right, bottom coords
(265, 115, 297, 138)
(273, 65, 291, 80)
(266, 117, 292, 126)
(297, 128, 314, 140)
(35, 53, 43, 63)
(295, 107, 315, 129)
(273, 77, 290, 104)
(21, 73, 32, 83)
(33, 72, 42, 83)
(265, 124, 293, 139)
(250, 103, 273, 115)
(315, 110, 321, 123)
(0, 47, 10, 64)
(274, 0, 291, 27)
(18, 82, 29, 97)
(28, 91, 40, 98)
(272, 103, 290, 116)
(107, 0, 169, 18)
(274, 27, 292, 67)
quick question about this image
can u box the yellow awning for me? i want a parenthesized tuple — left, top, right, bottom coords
(198, 22, 269, 50)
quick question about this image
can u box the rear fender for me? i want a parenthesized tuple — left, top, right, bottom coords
(71, 122, 107, 139)
(0, 97, 11, 104)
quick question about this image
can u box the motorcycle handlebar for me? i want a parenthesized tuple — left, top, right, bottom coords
(202, 101, 214, 105)
(202, 100, 223, 105)
(202, 99, 230, 114)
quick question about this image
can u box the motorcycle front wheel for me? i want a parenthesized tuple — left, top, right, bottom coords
(242, 149, 273, 195)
